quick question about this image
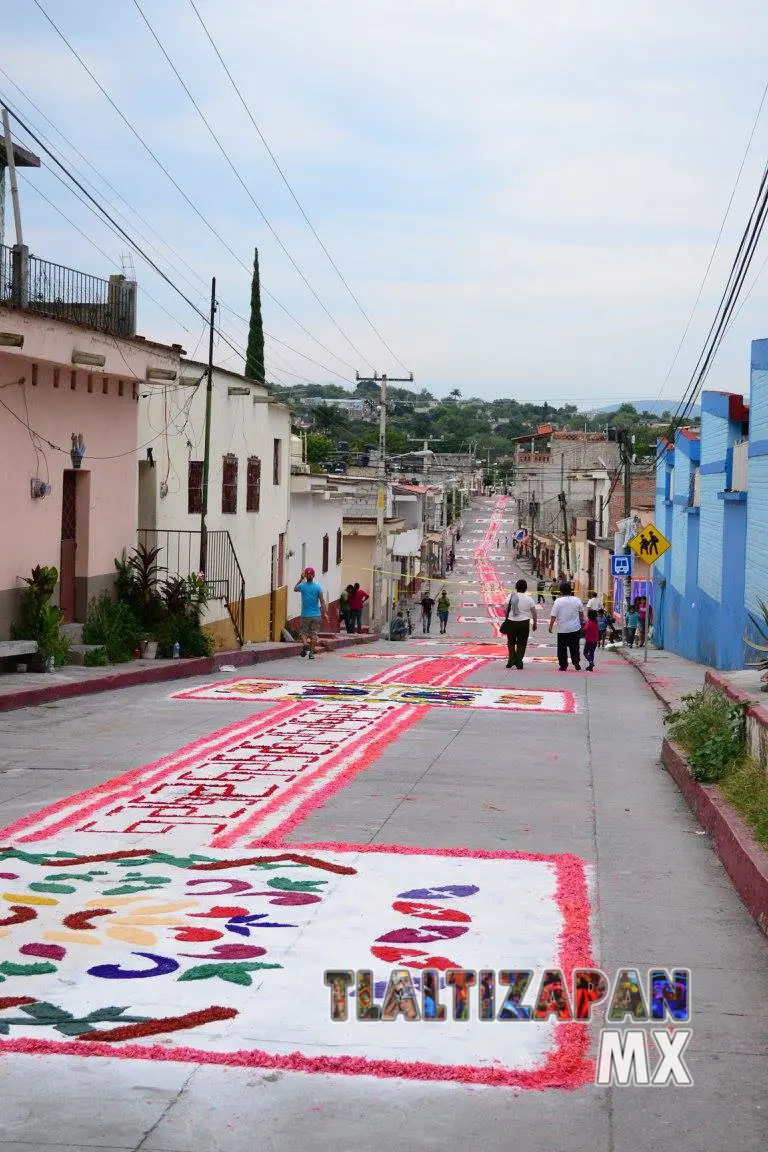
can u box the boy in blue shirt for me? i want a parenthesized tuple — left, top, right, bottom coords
(294, 567, 328, 660)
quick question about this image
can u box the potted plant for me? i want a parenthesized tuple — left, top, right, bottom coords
(10, 565, 70, 671)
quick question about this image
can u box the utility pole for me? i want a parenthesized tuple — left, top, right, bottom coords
(200, 277, 216, 574)
(620, 429, 634, 627)
(1, 108, 24, 246)
(559, 452, 571, 578)
(356, 369, 414, 632)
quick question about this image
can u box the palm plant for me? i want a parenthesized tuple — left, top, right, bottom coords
(744, 599, 768, 690)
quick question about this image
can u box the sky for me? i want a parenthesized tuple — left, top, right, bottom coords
(2, 0, 768, 407)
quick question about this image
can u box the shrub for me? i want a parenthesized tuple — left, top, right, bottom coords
(664, 688, 746, 782)
(155, 612, 214, 659)
(83, 646, 109, 667)
(82, 592, 143, 663)
(10, 565, 70, 667)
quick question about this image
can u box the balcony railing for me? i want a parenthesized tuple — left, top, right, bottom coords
(0, 243, 136, 337)
(138, 527, 246, 647)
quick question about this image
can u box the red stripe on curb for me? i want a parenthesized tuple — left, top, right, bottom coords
(662, 739, 768, 938)
(0, 634, 377, 714)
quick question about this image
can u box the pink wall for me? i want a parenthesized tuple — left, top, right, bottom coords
(0, 308, 180, 628)
(0, 356, 137, 587)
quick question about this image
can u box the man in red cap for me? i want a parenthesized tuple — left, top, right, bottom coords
(294, 567, 328, 660)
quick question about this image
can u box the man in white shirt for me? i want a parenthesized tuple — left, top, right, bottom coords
(503, 578, 538, 670)
(548, 581, 585, 671)
(586, 589, 602, 613)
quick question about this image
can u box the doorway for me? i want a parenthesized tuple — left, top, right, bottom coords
(60, 471, 77, 622)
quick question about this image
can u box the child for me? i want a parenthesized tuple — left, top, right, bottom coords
(597, 607, 609, 647)
(625, 602, 639, 648)
(584, 608, 599, 671)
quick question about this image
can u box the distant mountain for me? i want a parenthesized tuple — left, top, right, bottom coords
(587, 399, 700, 418)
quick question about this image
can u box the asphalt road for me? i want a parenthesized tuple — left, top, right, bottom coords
(0, 495, 766, 1152)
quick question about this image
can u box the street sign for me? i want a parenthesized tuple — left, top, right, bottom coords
(611, 554, 632, 577)
(628, 521, 670, 565)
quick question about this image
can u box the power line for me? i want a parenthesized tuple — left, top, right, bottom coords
(30, 0, 359, 376)
(131, 0, 373, 374)
(656, 76, 768, 401)
(186, 0, 411, 375)
(19, 171, 191, 334)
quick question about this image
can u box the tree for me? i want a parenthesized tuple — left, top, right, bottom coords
(306, 433, 334, 467)
(311, 404, 349, 436)
(245, 247, 265, 383)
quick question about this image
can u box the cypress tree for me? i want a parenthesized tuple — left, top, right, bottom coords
(245, 247, 265, 383)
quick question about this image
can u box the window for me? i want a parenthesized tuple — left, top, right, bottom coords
(188, 460, 203, 514)
(222, 454, 238, 514)
(335, 527, 342, 565)
(273, 438, 282, 485)
(246, 456, 261, 512)
(322, 533, 329, 574)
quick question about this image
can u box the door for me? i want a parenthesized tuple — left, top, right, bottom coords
(60, 471, 77, 622)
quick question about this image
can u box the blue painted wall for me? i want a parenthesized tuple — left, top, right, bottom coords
(655, 382, 752, 670)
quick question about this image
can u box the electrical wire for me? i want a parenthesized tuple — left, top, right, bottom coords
(656, 75, 768, 402)
(30, 0, 361, 377)
(186, 0, 411, 375)
(132, 0, 373, 373)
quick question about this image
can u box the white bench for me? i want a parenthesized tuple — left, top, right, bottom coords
(0, 640, 38, 662)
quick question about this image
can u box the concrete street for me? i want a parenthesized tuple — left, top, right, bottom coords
(1, 495, 766, 1152)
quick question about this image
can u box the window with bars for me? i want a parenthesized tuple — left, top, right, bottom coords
(335, 527, 342, 565)
(188, 460, 203, 514)
(246, 456, 261, 512)
(322, 533, 329, 574)
(273, 438, 282, 485)
(222, 454, 238, 514)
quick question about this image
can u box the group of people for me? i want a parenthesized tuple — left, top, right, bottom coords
(338, 583, 369, 634)
(503, 578, 616, 673)
(389, 588, 451, 640)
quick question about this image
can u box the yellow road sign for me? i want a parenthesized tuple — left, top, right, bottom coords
(628, 521, 670, 565)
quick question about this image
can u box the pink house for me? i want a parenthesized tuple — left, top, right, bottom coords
(0, 248, 181, 636)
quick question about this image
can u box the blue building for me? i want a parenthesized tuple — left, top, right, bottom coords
(654, 341, 764, 669)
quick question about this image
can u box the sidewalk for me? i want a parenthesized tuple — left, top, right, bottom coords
(618, 641, 707, 710)
(621, 641, 768, 940)
(0, 632, 376, 712)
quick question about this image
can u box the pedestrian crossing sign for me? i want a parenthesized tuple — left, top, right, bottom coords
(628, 521, 670, 565)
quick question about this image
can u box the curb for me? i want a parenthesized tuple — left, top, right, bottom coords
(617, 647, 679, 710)
(0, 632, 377, 713)
(662, 739, 768, 938)
(705, 669, 768, 728)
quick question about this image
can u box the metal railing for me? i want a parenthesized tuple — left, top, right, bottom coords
(0, 243, 136, 337)
(138, 528, 246, 647)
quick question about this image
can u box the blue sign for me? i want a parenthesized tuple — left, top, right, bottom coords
(611, 554, 632, 577)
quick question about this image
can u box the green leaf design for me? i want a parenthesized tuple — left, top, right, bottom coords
(0, 961, 58, 978)
(266, 877, 327, 892)
(28, 882, 77, 894)
(178, 961, 282, 985)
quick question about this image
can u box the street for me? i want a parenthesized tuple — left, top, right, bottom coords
(1, 495, 766, 1152)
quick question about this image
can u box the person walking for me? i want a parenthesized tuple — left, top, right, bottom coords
(536, 573, 547, 606)
(436, 588, 451, 634)
(625, 602, 639, 648)
(421, 590, 435, 634)
(597, 606, 609, 648)
(348, 583, 369, 633)
(339, 584, 353, 633)
(294, 567, 327, 660)
(637, 596, 647, 646)
(583, 608, 599, 671)
(503, 578, 538, 670)
(586, 589, 602, 614)
(548, 580, 585, 671)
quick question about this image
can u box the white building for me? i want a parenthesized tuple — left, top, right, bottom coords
(287, 435, 344, 629)
(138, 361, 291, 647)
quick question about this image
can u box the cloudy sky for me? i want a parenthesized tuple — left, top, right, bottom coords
(3, 0, 768, 406)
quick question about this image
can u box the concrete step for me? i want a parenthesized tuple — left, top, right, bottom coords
(60, 622, 84, 644)
(66, 643, 106, 666)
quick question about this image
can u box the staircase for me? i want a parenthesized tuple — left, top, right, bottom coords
(137, 528, 246, 647)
